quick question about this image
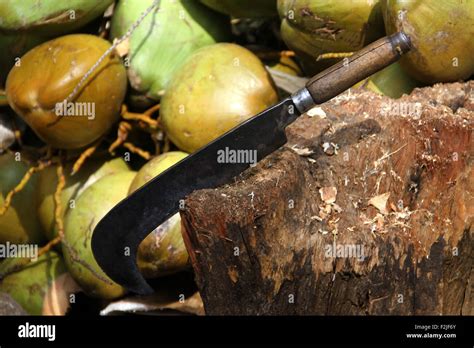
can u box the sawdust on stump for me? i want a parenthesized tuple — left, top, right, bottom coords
(181, 82, 473, 315)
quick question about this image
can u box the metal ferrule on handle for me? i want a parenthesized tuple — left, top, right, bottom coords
(291, 32, 412, 113)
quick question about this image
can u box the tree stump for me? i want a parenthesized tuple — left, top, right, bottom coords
(180, 82, 473, 315)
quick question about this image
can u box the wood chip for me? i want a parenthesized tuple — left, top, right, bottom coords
(319, 187, 337, 204)
(390, 202, 398, 212)
(228, 267, 238, 283)
(307, 106, 327, 118)
(368, 192, 390, 215)
(375, 213, 385, 230)
(332, 203, 342, 213)
(291, 145, 314, 156)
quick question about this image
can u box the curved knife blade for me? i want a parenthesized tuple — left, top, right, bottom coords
(92, 32, 411, 295)
(91, 98, 299, 294)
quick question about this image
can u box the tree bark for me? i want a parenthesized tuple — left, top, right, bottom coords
(181, 82, 473, 315)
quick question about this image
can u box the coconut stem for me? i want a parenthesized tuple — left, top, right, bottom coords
(109, 121, 132, 155)
(121, 104, 159, 129)
(53, 162, 66, 238)
(123, 142, 152, 160)
(144, 103, 161, 116)
(316, 52, 354, 61)
(256, 50, 296, 60)
(0, 160, 51, 216)
(71, 140, 101, 176)
(39, 236, 62, 258)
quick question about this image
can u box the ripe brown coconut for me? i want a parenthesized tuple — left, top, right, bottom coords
(6, 34, 127, 149)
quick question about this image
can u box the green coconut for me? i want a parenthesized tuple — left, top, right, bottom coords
(0, 32, 46, 88)
(382, 0, 474, 83)
(353, 62, 420, 98)
(278, 0, 385, 74)
(278, 19, 326, 75)
(129, 151, 189, 279)
(0, 153, 44, 245)
(110, 0, 231, 102)
(0, 0, 114, 35)
(0, 251, 67, 315)
(6, 34, 127, 149)
(63, 171, 136, 299)
(37, 157, 130, 241)
(200, 0, 278, 18)
(161, 43, 279, 153)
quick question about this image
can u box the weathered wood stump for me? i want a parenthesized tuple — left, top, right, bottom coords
(180, 82, 473, 315)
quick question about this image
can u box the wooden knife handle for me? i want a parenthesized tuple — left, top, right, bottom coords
(305, 32, 412, 104)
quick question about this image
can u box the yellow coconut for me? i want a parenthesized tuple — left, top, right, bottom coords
(382, 0, 474, 83)
(6, 34, 127, 149)
(129, 151, 189, 279)
(63, 171, 136, 299)
(36, 157, 130, 240)
(161, 43, 278, 153)
(0, 252, 78, 315)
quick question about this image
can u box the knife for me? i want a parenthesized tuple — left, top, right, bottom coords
(92, 32, 411, 295)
